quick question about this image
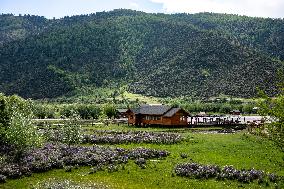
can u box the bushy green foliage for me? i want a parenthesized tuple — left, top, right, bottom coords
(103, 103, 117, 119)
(4, 109, 43, 156)
(0, 10, 283, 99)
(60, 114, 82, 147)
(242, 103, 255, 114)
(0, 94, 32, 127)
(33, 103, 102, 119)
(33, 104, 58, 119)
(219, 103, 232, 114)
(0, 94, 43, 158)
(75, 104, 101, 119)
(258, 90, 284, 151)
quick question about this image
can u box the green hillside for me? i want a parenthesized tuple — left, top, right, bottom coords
(0, 10, 283, 99)
(0, 14, 50, 46)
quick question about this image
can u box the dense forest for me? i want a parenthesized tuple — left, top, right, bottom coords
(0, 9, 284, 99)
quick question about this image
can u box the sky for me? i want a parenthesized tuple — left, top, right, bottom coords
(1, 0, 284, 19)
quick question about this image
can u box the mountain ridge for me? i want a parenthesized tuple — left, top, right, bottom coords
(0, 9, 283, 99)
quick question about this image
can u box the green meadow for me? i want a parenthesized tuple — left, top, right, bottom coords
(1, 125, 283, 189)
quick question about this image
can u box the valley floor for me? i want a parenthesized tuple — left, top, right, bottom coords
(1, 125, 283, 189)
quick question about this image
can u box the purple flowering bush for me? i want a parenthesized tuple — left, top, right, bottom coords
(128, 147, 169, 159)
(174, 162, 278, 183)
(0, 143, 170, 179)
(0, 175, 7, 183)
(0, 174, 6, 183)
(135, 158, 147, 169)
(268, 173, 278, 182)
(83, 130, 182, 144)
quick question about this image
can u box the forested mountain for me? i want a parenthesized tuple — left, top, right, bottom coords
(0, 9, 283, 99)
(0, 14, 50, 46)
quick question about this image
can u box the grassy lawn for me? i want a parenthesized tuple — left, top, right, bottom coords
(1, 125, 283, 189)
(120, 91, 162, 104)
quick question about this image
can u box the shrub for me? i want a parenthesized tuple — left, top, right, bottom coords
(0, 143, 170, 179)
(60, 114, 82, 148)
(0, 94, 43, 160)
(4, 110, 43, 159)
(174, 162, 273, 183)
(0, 174, 7, 183)
(258, 90, 284, 150)
(83, 130, 182, 145)
(103, 103, 117, 119)
(135, 158, 146, 169)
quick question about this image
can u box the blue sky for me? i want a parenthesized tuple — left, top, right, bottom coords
(1, 0, 284, 19)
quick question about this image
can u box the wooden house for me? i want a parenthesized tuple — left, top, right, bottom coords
(126, 105, 190, 126)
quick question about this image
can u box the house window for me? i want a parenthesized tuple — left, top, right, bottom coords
(180, 116, 186, 121)
(130, 115, 133, 119)
(145, 116, 160, 120)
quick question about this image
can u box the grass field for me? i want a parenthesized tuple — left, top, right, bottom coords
(1, 125, 283, 189)
(119, 91, 162, 104)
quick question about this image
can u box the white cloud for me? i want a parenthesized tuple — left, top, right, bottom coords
(130, 2, 139, 9)
(150, 0, 284, 18)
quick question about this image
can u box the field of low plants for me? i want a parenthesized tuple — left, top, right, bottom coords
(0, 94, 283, 189)
(1, 123, 284, 189)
